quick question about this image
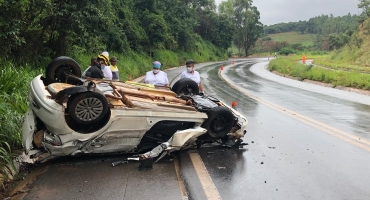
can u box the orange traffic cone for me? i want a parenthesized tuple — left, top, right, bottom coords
(232, 101, 237, 110)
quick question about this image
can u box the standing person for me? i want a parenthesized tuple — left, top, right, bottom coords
(110, 57, 120, 81)
(85, 54, 108, 79)
(99, 52, 112, 80)
(180, 60, 205, 93)
(82, 57, 97, 78)
(144, 61, 169, 87)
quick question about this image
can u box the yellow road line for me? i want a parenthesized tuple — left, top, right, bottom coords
(219, 66, 370, 152)
(188, 150, 222, 200)
(174, 156, 188, 200)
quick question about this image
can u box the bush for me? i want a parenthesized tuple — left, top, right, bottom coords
(279, 47, 296, 55)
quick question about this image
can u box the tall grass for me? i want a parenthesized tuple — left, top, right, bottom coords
(0, 63, 41, 184)
(268, 58, 370, 90)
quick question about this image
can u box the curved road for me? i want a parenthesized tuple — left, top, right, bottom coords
(186, 58, 370, 200)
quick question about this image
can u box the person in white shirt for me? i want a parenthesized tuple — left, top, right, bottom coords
(180, 60, 205, 93)
(99, 51, 112, 80)
(144, 61, 169, 87)
(101, 64, 112, 80)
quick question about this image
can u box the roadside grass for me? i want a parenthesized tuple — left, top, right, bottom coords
(267, 32, 317, 46)
(0, 40, 227, 183)
(313, 45, 370, 73)
(313, 21, 370, 73)
(288, 51, 330, 60)
(268, 58, 370, 90)
(0, 62, 42, 185)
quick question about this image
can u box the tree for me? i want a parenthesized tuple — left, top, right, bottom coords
(358, 0, 370, 17)
(232, 0, 263, 56)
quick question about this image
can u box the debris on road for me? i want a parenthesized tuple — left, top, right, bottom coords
(111, 160, 129, 167)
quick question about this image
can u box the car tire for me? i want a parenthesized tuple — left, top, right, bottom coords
(46, 56, 82, 83)
(172, 78, 199, 95)
(202, 106, 235, 139)
(67, 92, 109, 125)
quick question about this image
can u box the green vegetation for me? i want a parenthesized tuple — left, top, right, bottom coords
(219, 0, 263, 56)
(268, 58, 370, 90)
(0, 0, 232, 63)
(288, 51, 330, 60)
(312, 16, 370, 73)
(264, 14, 359, 35)
(0, 63, 42, 185)
(268, 32, 317, 46)
(255, 13, 359, 55)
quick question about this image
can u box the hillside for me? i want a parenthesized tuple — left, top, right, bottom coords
(267, 32, 317, 46)
(314, 18, 370, 73)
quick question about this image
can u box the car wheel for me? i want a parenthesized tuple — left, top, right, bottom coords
(67, 92, 109, 125)
(172, 78, 199, 95)
(46, 56, 82, 83)
(202, 106, 235, 139)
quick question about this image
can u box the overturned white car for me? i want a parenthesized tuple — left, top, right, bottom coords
(22, 57, 247, 166)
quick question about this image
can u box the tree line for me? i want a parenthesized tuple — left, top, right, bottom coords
(264, 14, 359, 35)
(259, 7, 367, 53)
(0, 0, 265, 64)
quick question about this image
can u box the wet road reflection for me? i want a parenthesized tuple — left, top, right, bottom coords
(197, 59, 370, 200)
(221, 60, 370, 140)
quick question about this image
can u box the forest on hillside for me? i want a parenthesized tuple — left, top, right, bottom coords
(255, 12, 366, 54)
(0, 0, 233, 64)
(0, 0, 265, 64)
(263, 14, 359, 35)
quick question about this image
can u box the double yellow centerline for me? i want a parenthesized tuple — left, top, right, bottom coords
(220, 65, 370, 152)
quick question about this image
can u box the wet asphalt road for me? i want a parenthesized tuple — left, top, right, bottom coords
(191, 59, 370, 200)
(14, 59, 370, 200)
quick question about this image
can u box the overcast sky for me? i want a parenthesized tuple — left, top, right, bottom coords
(215, 0, 362, 25)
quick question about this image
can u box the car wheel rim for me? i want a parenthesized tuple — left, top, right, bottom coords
(75, 97, 103, 122)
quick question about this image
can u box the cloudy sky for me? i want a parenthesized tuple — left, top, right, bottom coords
(215, 0, 361, 25)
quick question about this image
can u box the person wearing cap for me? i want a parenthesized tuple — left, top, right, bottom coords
(144, 61, 169, 87)
(110, 57, 120, 81)
(98, 52, 112, 80)
(85, 55, 107, 79)
(180, 60, 205, 93)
